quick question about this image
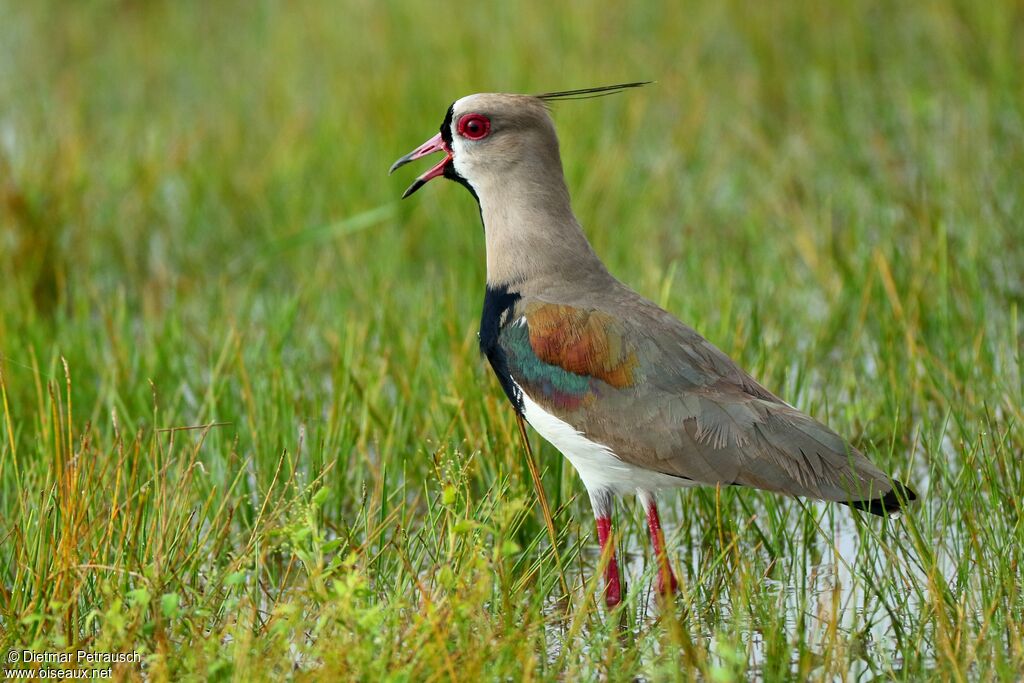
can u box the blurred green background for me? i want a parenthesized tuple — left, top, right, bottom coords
(1, 0, 1022, 679)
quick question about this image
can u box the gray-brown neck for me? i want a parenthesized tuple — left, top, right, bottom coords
(469, 148, 609, 290)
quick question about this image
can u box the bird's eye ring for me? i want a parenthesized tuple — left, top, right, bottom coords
(457, 114, 491, 140)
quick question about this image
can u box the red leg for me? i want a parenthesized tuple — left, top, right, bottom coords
(595, 516, 623, 608)
(643, 498, 678, 597)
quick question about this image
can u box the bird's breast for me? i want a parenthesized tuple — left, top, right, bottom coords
(479, 283, 523, 411)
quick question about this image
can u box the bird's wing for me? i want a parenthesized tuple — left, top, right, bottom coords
(500, 298, 902, 506)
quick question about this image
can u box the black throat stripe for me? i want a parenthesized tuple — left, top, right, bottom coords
(439, 102, 480, 204)
(479, 283, 522, 412)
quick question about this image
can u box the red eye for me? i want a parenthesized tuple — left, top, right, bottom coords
(457, 113, 491, 140)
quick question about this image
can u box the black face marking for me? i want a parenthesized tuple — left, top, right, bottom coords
(440, 103, 455, 146)
(438, 101, 481, 206)
(479, 283, 523, 413)
(443, 162, 479, 203)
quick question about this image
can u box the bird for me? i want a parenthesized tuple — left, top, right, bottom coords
(389, 83, 917, 608)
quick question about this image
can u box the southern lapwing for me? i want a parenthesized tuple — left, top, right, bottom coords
(390, 83, 917, 608)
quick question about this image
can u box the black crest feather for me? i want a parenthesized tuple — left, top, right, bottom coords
(534, 81, 652, 101)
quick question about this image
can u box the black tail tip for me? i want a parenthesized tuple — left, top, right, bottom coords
(845, 480, 918, 516)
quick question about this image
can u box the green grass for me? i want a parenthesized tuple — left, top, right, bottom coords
(1, 0, 1022, 679)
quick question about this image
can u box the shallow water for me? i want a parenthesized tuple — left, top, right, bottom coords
(549, 493, 955, 677)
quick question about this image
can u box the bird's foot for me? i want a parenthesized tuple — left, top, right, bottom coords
(604, 575, 623, 608)
(595, 515, 624, 609)
(641, 497, 679, 600)
(655, 564, 679, 597)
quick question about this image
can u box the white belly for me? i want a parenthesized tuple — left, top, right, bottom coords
(518, 389, 691, 496)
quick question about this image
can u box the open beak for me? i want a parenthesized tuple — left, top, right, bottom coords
(389, 132, 452, 199)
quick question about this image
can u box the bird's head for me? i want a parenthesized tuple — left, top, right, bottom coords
(389, 83, 649, 200)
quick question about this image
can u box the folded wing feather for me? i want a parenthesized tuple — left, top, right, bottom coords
(500, 298, 908, 508)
